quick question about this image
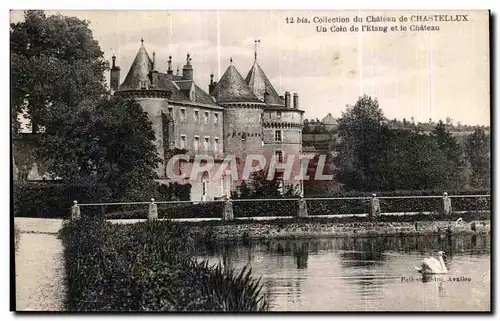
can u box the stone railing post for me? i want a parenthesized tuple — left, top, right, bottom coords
(369, 194, 381, 219)
(148, 198, 158, 221)
(442, 192, 452, 216)
(297, 196, 308, 218)
(222, 196, 234, 221)
(70, 200, 81, 221)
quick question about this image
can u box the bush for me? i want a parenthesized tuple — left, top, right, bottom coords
(60, 217, 268, 311)
(104, 201, 225, 220)
(230, 189, 490, 218)
(13, 182, 112, 218)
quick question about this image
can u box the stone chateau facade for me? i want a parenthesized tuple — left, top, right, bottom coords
(111, 40, 305, 201)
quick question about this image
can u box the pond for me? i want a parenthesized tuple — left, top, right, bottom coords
(196, 234, 491, 311)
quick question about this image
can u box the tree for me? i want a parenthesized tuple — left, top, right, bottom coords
(430, 121, 467, 189)
(37, 96, 161, 201)
(337, 95, 386, 191)
(465, 127, 490, 188)
(11, 10, 108, 134)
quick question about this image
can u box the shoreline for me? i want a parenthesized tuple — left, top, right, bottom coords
(187, 219, 491, 241)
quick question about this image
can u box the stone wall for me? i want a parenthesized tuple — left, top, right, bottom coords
(188, 220, 491, 240)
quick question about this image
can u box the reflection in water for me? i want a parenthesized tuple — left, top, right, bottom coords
(196, 234, 490, 311)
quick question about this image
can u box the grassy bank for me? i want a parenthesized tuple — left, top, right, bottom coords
(59, 216, 268, 311)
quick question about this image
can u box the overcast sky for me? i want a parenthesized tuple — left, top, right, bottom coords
(10, 10, 490, 125)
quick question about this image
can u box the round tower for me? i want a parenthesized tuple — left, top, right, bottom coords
(245, 58, 305, 185)
(211, 60, 265, 159)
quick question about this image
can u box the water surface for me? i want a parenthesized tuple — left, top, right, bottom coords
(196, 234, 491, 311)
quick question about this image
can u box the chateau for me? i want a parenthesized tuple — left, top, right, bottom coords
(111, 40, 305, 201)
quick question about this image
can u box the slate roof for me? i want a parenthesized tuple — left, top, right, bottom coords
(210, 65, 261, 103)
(119, 44, 217, 106)
(120, 44, 153, 91)
(245, 61, 283, 106)
(322, 113, 338, 125)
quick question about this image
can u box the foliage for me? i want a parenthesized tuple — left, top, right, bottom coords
(336, 95, 470, 192)
(36, 97, 161, 201)
(465, 127, 490, 189)
(13, 182, 112, 218)
(105, 201, 224, 220)
(336, 95, 387, 191)
(11, 11, 161, 202)
(232, 170, 299, 199)
(60, 217, 268, 311)
(10, 10, 108, 134)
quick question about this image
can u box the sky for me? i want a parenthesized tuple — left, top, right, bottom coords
(10, 10, 490, 125)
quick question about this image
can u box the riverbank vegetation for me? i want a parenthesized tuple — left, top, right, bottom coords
(59, 216, 268, 311)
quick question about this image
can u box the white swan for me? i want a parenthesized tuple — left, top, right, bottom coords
(455, 217, 463, 226)
(414, 251, 448, 274)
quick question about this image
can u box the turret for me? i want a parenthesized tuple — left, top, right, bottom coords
(182, 53, 193, 80)
(110, 54, 121, 92)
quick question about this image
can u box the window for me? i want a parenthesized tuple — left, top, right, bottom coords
(275, 130, 282, 142)
(214, 113, 219, 125)
(204, 111, 209, 124)
(194, 110, 200, 123)
(277, 111, 282, 119)
(275, 150, 284, 163)
(214, 137, 219, 151)
(168, 107, 173, 117)
(180, 108, 186, 122)
(204, 136, 210, 150)
(194, 136, 200, 151)
(180, 135, 186, 149)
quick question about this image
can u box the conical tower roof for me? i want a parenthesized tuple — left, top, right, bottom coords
(120, 42, 153, 90)
(245, 61, 283, 105)
(211, 64, 261, 103)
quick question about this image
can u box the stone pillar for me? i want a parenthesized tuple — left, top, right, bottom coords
(442, 192, 452, 215)
(148, 198, 158, 221)
(369, 194, 381, 219)
(297, 196, 308, 218)
(70, 200, 81, 221)
(222, 196, 234, 221)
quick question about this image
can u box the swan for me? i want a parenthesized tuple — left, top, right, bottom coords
(455, 217, 463, 226)
(414, 251, 448, 274)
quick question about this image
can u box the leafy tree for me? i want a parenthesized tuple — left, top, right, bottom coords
(11, 10, 108, 134)
(337, 95, 386, 191)
(37, 97, 161, 201)
(431, 121, 467, 188)
(465, 127, 490, 188)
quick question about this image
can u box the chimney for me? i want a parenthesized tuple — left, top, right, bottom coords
(182, 53, 193, 80)
(150, 52, 158, 88)
(209, 73, 216, 94)
(110, 54, 121, 92)
(293, 93, 299, 109)
(285, 91, 291, 108)
(264, 92, 270, 105)
(167, 54, 173, 76)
